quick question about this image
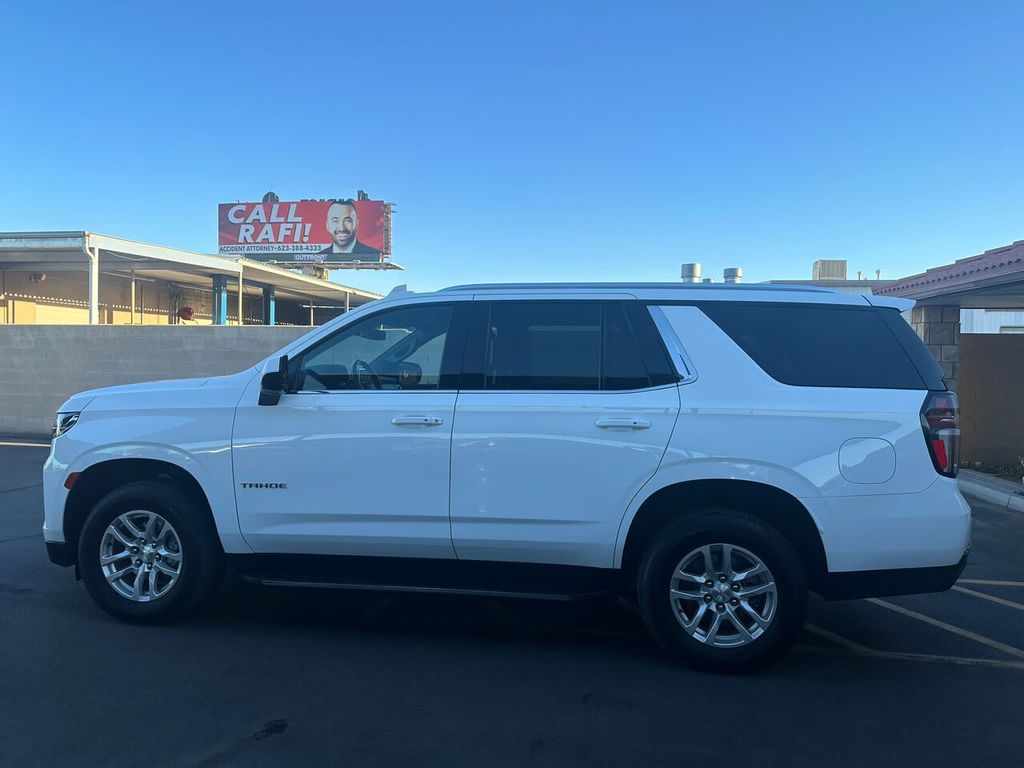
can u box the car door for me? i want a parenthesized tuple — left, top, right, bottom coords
(450, 299, 681, 568)
(232, 299, 469, 558)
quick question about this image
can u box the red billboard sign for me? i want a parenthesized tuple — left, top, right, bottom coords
(218, 199, 387, 264)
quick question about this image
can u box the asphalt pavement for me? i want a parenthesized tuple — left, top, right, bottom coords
(2, 440, 1022, 767)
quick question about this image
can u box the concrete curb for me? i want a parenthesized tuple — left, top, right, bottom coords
(0, 433, 51, 443)
(958, 474, 1024, 513)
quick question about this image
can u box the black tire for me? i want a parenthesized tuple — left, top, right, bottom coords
(77, 479, 223, 623)
(636, 509, 807, 672)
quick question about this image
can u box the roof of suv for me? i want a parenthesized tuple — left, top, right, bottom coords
(428, 282, 912, 310)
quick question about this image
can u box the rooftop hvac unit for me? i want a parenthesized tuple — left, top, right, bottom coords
(812, 259, 848, 280)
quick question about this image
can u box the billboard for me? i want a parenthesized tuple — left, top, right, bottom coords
(218, 199, 388, 264)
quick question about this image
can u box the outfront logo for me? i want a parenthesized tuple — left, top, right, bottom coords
(240, 482, 288, 489)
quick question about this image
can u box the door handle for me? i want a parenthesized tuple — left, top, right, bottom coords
(391, 415, 444, 426)
(594, 418, 651, 430)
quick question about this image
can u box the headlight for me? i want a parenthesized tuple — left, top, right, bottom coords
(52, 411, 80, 438)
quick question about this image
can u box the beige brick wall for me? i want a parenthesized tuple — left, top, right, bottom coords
(0, 325, 311, 436)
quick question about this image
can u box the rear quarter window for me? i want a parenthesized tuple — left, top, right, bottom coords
(699, 303, 929, 389)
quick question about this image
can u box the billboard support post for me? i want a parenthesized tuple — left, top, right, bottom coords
(237, 264, 244, 326)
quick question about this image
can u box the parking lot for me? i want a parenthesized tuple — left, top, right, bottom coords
(2, 440, 1022, 768)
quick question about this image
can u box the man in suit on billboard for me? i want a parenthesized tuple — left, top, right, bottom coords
(318, 199, 381, 262)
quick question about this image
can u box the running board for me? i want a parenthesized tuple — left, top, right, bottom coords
(227, 554, 625, 602)
(235, 574, 617, 601)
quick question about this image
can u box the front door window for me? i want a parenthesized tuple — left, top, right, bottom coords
(295, 304, 455, 391)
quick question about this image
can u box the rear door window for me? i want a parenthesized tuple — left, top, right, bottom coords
(464, 301, 677, 391)
(484, 302, 602, 390)
(699, 303, 928, 389)
(603, 303, 651, 390)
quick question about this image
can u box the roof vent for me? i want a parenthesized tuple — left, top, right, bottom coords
(680, 263, 702, 283)
(723, 267, 743, 284)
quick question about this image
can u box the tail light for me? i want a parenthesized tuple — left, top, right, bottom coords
(921, 391, 959, 477)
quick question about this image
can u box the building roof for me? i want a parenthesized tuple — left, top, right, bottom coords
(762, 278, 897, 289)
(876, 240, 1024, 307)
(0, 231, 381, 306)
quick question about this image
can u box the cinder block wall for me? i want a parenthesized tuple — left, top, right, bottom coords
(959, 334, 1024, 466)
(911, 305, 961, 392)
(0, 325, 311, 436)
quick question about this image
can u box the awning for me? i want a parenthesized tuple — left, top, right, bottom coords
(0, 230, 381, 306)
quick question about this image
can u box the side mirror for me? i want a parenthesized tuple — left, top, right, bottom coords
(258, 355, 289, 406)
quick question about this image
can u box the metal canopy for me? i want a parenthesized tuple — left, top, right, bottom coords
(0, 231, 380, 305)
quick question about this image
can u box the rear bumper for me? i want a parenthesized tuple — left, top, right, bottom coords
(45, 540, 76, 567)
(816, 550, 968, 600)
(803, 476, 972, 572)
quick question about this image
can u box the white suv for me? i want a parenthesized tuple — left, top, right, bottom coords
(43, 283, 970, 669)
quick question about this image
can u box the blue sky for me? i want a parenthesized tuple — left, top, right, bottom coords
(1, 1, 1023, 294)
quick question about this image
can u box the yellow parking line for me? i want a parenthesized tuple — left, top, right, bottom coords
(959, 578, 1024, 588)
(0, 441, 49, 448)
(804, 624, 1024, 671)
(866, 598, 1024, 660)
(953, 585, 1024, 613)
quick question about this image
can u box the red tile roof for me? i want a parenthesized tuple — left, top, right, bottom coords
(877, 240, 1024, 296)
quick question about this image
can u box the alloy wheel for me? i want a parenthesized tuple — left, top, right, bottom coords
(99, 510, 183, 602)
(669, 543, 777, 648)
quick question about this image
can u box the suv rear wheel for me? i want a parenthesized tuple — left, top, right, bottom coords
(636, 510, 807, 671)
(77, 480, 223, 622)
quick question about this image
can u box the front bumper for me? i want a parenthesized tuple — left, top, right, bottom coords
(816, 550, 968, 600)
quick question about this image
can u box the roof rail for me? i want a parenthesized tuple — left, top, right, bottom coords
(439, 282, 839, 294)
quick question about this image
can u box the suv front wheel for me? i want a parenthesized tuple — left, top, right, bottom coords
(77, 480, 223, 622)
(636, 510, 807, 671)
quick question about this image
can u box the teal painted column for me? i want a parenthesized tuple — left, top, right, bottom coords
(262, 285, 276, 326)
(212, 275, 228, 325)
